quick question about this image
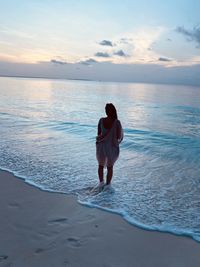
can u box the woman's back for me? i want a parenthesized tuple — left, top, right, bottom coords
(102, 117, 115, 130)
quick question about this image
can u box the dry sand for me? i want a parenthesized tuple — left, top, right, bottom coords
(0, 170, 200, 267)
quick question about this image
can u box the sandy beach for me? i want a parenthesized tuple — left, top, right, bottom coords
(0, 170, 200, 267)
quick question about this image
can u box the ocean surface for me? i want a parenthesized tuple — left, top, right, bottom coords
(1, 76, 200, 241)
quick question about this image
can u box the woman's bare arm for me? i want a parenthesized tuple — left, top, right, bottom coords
(97, 119, 101, 136)
(117, 120, 123, 141)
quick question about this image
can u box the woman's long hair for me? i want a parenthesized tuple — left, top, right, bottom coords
(105, 103, 118, 120)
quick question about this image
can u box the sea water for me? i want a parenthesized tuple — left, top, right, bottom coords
(0, 76, 200, 241)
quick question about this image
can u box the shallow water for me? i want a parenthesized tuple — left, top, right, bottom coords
(0, 77, 200, 241)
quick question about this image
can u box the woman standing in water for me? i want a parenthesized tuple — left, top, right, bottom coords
(96, 103, 123, 188)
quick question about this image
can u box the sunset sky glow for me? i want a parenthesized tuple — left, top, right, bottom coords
(0, 0, 200, 84)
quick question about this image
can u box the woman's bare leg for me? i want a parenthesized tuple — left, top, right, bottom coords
(98, 165, 104, 183)
(106, 166, 113, 185)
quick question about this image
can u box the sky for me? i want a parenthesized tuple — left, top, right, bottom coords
(0, 0, 200, 85)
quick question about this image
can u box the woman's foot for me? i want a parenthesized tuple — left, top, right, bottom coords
(98, 181, 105, 190)
(90, 181, 105, 194)
(104, 183, 111, 190)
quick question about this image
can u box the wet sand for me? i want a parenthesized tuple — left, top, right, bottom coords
(1, 170, 200, 267)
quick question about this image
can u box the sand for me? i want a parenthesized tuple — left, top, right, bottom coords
(0, 170, 200, 267)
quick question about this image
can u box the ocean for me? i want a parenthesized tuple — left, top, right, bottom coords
(0, 76, 200, 241)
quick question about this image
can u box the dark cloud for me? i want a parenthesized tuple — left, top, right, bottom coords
(119, 38, 133, 44)
(99, 40, 113, 46)
(167, 38, 172, 41)
(79, 58, 98, 65)
(114, 50, 127, 57)
(158, 57, 172, 62)
(176, 26, 200, 47)
(51, 59, 67, 65)
(95, 52, 110, 58)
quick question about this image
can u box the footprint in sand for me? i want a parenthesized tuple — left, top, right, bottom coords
(63, 259, 70, 266)
(0, 255, 8, 262)
(66, 237, 81, 248)
(8, 202, 20, 208)
(35, 248, 45, 254)
(48, 218, 68, 225)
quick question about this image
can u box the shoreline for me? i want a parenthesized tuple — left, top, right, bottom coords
(2, 166, 198, 243)
(1, 170, 200, 266)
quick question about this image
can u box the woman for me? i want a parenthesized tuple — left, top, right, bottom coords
(96, 103, 123, 188)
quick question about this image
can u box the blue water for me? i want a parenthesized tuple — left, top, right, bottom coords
(1, 76, 200, 241)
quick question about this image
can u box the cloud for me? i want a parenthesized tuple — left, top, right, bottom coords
(114, 50, 127, 57)
(158, 57, 172, 62)
(95, 52, 110, 58)
(79, 58, 98, 65)
(51, 59, 67, 65)
(114, 26, 166, 64)
(99, 40, 113, 46)
(176, 26, 200, 47)
(119, 38, 133, 44)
